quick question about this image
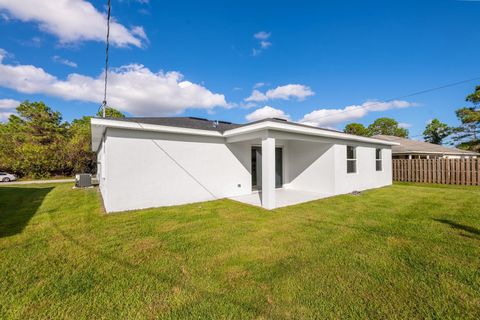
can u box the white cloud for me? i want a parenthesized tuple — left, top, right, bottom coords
(265, 84, 314, 101)
(300, 100, 415, 127)
(0, 98, 20, 110)
(131, 26, 148, 42)
(0, 49, 227, 116)
(240, 101, 258, 109)
(245, 106, 290, 122)
(245, 84, 314, 102)
(398, 122, 412, 129)
(18, 36, 43, 47)
(252, 31, 271, 56)
(254, 31, 271, 40)
(0, 98, 20, 122)
(245, 89, 268, 102)
(52, 55, 77, 68)
(260, 40, 271, 49)
(0, 47, 14, 61)
(0, 0, 147, 47)
(0, 111, 13, 121)
(253, 82, 265, 89)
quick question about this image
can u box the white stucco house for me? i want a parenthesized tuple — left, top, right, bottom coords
(91, 117, 398, 213)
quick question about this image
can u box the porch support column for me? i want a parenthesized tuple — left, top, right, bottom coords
(261, 133, 276, 209)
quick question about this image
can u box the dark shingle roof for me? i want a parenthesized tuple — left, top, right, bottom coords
(106, 116, 343, 134)
(92, 116, 399, 150)
(372, 135, 479, 155)
(239, 117, 342, 133)
(109, 117, 242, 133)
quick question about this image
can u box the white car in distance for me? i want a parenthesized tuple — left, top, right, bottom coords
(0, 172, 17, 182)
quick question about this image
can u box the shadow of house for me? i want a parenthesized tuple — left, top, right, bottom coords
(0, 186, 53, 238)
(433, 218, 480, 238)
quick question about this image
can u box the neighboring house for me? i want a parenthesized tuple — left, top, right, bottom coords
(91, 117, 398, 213)
(372, 135, 479, 159)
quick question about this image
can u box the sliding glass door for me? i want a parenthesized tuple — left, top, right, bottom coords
(251, 146, 283, 190)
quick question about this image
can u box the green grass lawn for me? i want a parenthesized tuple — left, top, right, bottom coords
(1, 182, 479, 319)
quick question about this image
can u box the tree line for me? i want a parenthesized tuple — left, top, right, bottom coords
(343, 85, 480, 150)
(0, 101, 124, 178)
(1, 86, 478, 178)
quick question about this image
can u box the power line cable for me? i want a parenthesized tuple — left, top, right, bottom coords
(309, 76, 480, 123)
(100, 0, 111, 118)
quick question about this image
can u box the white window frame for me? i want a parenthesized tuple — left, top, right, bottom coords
(375, 148, 382, 172)
(347, 146, 357, 174)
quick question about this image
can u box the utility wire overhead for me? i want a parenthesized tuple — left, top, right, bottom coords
(307, 76, 480, 123)
(100, 0, 111, 118)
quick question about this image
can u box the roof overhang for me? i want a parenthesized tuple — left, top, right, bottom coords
(91, 118, 222, 151)
(91, 118, 399, 151)
(223, 120, 399, 146)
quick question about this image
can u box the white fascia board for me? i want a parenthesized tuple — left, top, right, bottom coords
(91, 122, 106, 151)
(90, 118, 400, 152)
(223, 121, 399, 146)
(90, 118, 223, 151)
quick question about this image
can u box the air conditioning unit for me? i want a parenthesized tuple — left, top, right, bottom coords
(75, 174, 92, 188)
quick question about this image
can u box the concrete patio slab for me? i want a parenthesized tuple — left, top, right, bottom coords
(229, 188, 331, 209)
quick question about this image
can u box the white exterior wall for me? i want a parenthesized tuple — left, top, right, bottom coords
(283, 141, 336, 195)
(333, 144, 392, 194)
(102, 128, 251, 212)
(97, 127, 393, 212)
(282, 141, 392, 196)
(96, 135, 109, 209)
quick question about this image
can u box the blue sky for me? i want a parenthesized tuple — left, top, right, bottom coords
(0, 0, 479, 138)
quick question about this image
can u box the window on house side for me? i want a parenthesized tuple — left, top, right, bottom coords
(347, 146, 357, 173)
(376, 148, 382, 171)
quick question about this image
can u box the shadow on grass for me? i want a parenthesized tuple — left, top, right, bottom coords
(48, 216, 265, 316)
(433, 218, 480, 238)
(0, 186, 53, 238)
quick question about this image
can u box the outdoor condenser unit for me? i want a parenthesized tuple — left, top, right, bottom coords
(75, 174, 92, 188)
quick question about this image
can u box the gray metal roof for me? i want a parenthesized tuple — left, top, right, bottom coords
(372, 135, 479, 155)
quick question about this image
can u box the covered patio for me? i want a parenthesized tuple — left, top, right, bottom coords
(229, 188, 331, 209)
(224, 121, 340, 209)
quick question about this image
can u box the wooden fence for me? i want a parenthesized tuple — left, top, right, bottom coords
(393, 158, 480, 185)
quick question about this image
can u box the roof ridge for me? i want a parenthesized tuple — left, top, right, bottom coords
(373, 135, 479, 155)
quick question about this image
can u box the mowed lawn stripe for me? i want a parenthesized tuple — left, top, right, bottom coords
(0, 183, 479, 319)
